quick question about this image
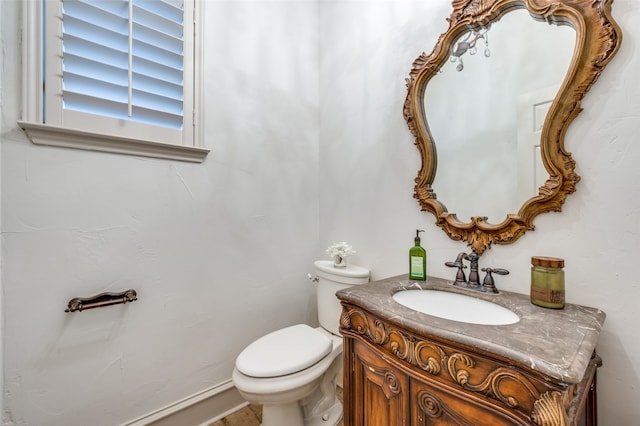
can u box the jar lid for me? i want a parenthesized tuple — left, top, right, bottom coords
(531, 256, 564, 268)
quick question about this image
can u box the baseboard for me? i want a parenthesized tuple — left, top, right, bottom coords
(121, 380, 247, 426)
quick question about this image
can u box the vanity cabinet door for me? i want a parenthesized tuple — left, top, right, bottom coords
(350, 340, 410, 425)
(341, 297, 603, 426)
(410, 378, 527, 426)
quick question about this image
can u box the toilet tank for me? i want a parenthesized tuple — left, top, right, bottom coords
(314, 260, 370, 335)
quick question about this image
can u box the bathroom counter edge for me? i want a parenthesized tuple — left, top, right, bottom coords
(336, 274, 605, 384)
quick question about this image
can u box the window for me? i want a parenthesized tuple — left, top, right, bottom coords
(19, 0, 208, 162)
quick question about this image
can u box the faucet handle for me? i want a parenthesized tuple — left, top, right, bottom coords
(480, 267, 509, 293)
(445, 252, 468, 287)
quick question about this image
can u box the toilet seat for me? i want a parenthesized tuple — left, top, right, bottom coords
(235, 324, 333, 378)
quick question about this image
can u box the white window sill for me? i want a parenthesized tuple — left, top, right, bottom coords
(18, 121, 209, 163)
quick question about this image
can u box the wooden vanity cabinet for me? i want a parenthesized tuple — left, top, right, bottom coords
(340, 303, 600, 426)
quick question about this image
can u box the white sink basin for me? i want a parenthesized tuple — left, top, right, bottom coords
(392, 290, 519, 325)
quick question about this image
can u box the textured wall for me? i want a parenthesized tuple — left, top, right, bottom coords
(1, 1, 319, 425)
(318, 0, 640, 424)
(2, 0, 639, 425)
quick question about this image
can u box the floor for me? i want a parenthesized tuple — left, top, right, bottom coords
(210, 404, 262, 426)
(210, 387, 344, 426)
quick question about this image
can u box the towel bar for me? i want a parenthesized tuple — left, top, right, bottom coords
(65, 289, 138, 312)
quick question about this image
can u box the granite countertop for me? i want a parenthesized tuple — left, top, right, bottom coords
(336, 274, 606, 384)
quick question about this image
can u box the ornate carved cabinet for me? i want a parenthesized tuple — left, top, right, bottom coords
(337, 276, 605, 426)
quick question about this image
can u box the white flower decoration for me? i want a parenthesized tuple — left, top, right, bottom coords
(326, 242, 356, 258)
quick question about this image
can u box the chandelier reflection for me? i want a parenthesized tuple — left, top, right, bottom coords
(450, 28, 491, 72)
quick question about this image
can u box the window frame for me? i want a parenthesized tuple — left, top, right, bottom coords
(18, 0, 208, 163)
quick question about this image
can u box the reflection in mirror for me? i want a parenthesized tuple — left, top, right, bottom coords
(425, 9, 574, 223)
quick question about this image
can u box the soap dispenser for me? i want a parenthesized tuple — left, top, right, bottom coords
(409, 229, 427, 281)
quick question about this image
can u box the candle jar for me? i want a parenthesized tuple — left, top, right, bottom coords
(530, 256, 565, 309)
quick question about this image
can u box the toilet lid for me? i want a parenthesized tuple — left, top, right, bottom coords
(235, 324, 333, 378)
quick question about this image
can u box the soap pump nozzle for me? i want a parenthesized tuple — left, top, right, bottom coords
(415, 229, 425, 244)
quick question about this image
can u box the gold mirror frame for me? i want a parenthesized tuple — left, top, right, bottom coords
(403, 0, 621, 255)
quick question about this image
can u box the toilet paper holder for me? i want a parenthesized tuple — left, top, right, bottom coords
(65, 289, 138, 312)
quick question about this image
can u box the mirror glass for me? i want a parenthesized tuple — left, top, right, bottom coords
(424, 9, 575, 223)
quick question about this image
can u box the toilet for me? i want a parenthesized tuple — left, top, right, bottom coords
(232, 260, 370, 426)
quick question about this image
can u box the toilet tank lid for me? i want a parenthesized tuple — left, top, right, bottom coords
(314, 260, 370, 279)
(235, 324, 333, 378)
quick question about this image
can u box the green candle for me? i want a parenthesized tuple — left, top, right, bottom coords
(530, 256, 565, 309)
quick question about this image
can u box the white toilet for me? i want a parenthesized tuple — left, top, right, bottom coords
(232, 260, 370, 426)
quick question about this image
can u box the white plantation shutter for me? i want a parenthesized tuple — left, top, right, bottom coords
(61, 0, 184, 129)
(26, 0, 206, 159)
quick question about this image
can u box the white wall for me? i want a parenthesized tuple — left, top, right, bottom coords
(1, 1, 320, 425)
(319, 0, 640, 424)
(2, 0, 639, 425)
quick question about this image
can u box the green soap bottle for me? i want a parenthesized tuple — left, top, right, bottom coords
(409, 229, 427, 281)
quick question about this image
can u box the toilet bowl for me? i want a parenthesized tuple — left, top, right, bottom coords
(232, 260, 370, 426)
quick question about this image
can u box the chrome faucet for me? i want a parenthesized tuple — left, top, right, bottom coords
(445, 250, 509, 293)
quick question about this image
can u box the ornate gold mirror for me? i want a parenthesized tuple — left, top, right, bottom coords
(403, 0, 621, 254)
